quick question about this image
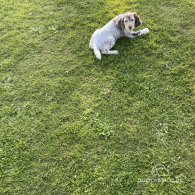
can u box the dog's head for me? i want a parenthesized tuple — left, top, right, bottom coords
(114, 12, 142, 31)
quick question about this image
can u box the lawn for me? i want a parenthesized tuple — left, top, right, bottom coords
(0, 0, 194, 194)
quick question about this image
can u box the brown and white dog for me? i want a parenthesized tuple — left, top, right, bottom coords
(89, 12, 149, 60)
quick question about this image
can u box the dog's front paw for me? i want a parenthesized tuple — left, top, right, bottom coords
(140, 28, 150, 35)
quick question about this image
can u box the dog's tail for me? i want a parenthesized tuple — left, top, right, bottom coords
(93, 45, 101, 60)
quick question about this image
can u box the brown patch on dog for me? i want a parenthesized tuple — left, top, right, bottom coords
(127, 15, 131, 20)
(116, 17, 125, 31)
(133, 12, 142, 27)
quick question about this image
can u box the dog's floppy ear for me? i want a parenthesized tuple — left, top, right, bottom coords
(114, 15, 125, 31)
(133, 12, 142, 27)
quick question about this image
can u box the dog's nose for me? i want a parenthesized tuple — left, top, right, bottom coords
(129, 26, 132, 30)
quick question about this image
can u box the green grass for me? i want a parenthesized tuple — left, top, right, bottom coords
(0, 0, 194, 194)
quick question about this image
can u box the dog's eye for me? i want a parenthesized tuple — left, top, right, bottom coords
(130, 19, 134, 22)
(124, 20, 128, 23)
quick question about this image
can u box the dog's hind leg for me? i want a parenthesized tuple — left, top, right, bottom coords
(101, 50, 119, 55)
(101, 36, 118, 55)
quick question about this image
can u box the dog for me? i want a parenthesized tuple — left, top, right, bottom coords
(89, 12, 149, 60)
